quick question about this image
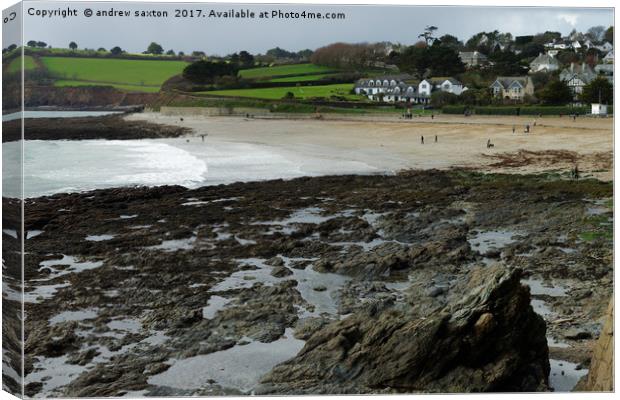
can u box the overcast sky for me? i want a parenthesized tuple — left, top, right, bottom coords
(4, 1, 614, 54)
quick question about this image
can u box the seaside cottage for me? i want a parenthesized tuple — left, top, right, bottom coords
(355, 75, 466, 103)
(489, 76, 535, 102)
(559, 62, 597, 100)
(602, 50, 613, 64)
(458, 51, 488, 68)
(529, 53, 560, 73)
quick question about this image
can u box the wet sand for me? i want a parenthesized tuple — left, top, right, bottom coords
(126, 113, 613, 181)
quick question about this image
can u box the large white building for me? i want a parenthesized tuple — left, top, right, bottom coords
(354, 75, 466, 103)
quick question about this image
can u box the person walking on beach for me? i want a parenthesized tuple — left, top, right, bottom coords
(435, 135, 438, 143)
(431, 114, 434, 120)
(524, 124, 530, 134)
(421, 135, 424, 144)
(512, 125, 516, 134)
(200, 134, 207, 142)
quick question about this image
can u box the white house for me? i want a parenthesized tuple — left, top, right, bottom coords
(529, 53, 560, 73)
(603, 50, 614, 64)
(354, 74, 421, 103)
(419, 78, 466, 96)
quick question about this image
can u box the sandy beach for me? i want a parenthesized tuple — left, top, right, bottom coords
(126, 112, 614, 180)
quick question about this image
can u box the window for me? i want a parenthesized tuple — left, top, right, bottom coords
(369, 81, 374, 86)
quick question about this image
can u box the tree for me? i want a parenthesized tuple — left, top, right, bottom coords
(110, 46, 123, 55)
(396, 42, 464, 79)
(7, 44, 17, 51)
(146, 42, 164, 55)
(178, 51, 185, 56)
(586, 26, 606, 43)
(580, 76, 613, 104)
(604, 26, 613, 44)
(36, 41, 47, 48)
(520, 42, 545, 58)
(538, 80, 573, 105)
(191, 51, 206, 57)
(437, 34, 463, 50)
(238, 50, 254, 68)
(26, 40, 37, 47)
(182, 60, 239, 84)
(488, 50, 527, 75)
(229, 53, 240, 64)
(69, 41, 78, 50)
(418, 25, 438, 46)
(97, 47, 106, 52)
(166, 49, 175, 56)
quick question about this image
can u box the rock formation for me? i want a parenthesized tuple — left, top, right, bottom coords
(258, 265, 550, 394)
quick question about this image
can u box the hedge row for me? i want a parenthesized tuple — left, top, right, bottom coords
(442, 105, 613, 116)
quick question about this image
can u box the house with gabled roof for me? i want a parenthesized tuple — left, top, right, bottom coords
(559, 62, 596, 99)
(529, 53, 560, 73)
(603, 50, 613, 64)
(458, 51, 488, 68)
(489, 76, 534, 101)
(354, 75, 466, 103)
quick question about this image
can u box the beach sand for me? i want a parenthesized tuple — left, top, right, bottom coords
(126, 113, 613, 181)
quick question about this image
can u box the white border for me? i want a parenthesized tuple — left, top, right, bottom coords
(0, 1, 617, 400)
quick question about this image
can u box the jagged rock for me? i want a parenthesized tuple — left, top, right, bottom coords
(271, 266, 293, 277)
(259, 265, 549, 394)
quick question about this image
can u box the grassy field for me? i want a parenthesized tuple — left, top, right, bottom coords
(268, 73, 344, 83)
(239, 63, 336, 79)
(54, 80, 162, 93)
(42, 56, 188, 91)
(5, 55, 37, 73)
(203, 83, 361, 100)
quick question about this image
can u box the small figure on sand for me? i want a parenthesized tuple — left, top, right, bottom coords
(533, 119, 537, 127)
(431, 114, 435, 120)
(435, 135, 438, 143)
(180, 117, 184, 122)
(573, 114, 577, 122)
(524, 124, 530, 134)
(421, 135, 424, 144)
(486, 139, 494, 148)
(200, 134, 207, 142)
(571, 164, 580, 180)
(512, 125, 516, 134)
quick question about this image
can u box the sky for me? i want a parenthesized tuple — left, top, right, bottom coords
(3, 1, 614, 54)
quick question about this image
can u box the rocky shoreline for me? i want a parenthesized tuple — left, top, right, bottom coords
(2, 114, 191, 142)
(2, 170, 613, 396)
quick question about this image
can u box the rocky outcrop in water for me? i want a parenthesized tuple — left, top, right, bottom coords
(2, 115, 191, 142)
(259, 265, 550, 394)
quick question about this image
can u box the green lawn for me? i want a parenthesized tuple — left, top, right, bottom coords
(203, 83, 360, 100)
(6, 55, 37, 73)
(54, 80, 162, 93)
(268, 73, 344, 83)
(239, 63, 336, 79)
(42, 56, 188, 91)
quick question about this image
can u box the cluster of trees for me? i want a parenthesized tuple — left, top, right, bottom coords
(389, 39, 465, 79)
(265, 47, 313, 61)
(26, 40, 47, 48)
(229, 51, 254, 68)
(182, 60, 239, 84)
(310, 42, 391, 70)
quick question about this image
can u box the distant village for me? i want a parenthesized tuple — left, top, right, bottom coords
(351, 27, 613, 109)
